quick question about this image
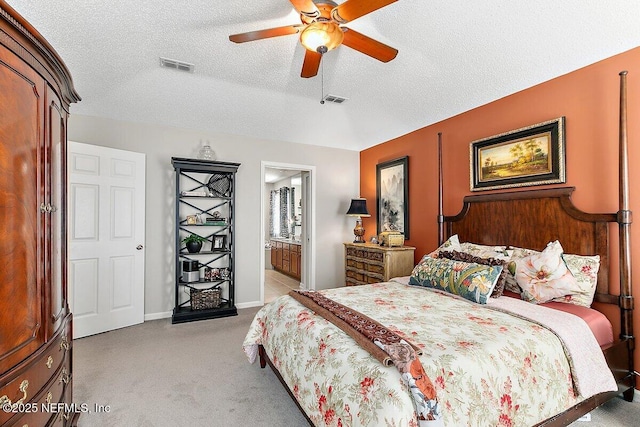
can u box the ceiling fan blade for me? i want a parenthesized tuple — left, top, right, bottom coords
(341, 28, 398, 62)
(289, 0, 320, 19)
(229, 24, 304, 43)
(301, 50, 322, 78)
(331, 0, 397, 24)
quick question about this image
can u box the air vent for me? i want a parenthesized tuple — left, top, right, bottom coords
(322, 94, 348, 104)
(159, 57, 195, 73)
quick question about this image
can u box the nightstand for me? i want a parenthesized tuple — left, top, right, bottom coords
(344, 243, 416, 286)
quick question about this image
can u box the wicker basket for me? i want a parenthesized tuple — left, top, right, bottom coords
(190, 287, 221, 310)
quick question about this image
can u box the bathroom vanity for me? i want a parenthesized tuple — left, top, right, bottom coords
(270, 238, 302, 280)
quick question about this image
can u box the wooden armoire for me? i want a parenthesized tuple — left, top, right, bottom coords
(0, 2, 80, 426)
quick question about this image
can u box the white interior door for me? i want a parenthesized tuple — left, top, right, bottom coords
(68, 141, 146, 339)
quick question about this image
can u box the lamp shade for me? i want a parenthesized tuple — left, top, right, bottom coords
(300, 21, 344, 52)
(346, 198, 370, 217)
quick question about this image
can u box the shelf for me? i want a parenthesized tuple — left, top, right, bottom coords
(172, 157, 239, 324)
(180, 250, 230, 255)
(172, 303, 237, 324)
(179, 195, 232, 200)
(179, 280, 229, 287)
(180, 223, 228, 226)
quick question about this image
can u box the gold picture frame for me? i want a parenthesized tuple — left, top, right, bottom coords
(470, 117, 566, 191)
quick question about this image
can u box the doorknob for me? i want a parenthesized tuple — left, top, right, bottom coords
(136, 245, 144, 250)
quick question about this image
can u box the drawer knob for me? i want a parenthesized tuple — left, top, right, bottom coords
(46, 355, 54, 369)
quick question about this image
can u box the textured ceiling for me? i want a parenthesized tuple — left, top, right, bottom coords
(6, 1, 640, 151)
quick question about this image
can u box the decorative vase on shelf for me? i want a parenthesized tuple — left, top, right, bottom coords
(198, 145, 216, 161)
(186, 241, 202, 253)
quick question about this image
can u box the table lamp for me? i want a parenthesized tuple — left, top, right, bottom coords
(346, 198, 370, 243)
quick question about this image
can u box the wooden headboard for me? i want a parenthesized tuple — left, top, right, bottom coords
(443, 187, 615, 299)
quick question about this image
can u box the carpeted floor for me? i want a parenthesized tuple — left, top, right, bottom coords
(72, 306, 638, 426)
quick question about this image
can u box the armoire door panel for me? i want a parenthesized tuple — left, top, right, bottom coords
(0, 45, 46, 373)
(45, 86, 67, 337)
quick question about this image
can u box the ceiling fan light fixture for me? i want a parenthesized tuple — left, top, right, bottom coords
(300, 21, 343, 52)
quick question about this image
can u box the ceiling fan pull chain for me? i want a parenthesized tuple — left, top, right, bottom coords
(320, 57, 324, 104)
(319, 49, 326, 104)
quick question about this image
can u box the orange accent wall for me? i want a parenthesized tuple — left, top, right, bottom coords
(361, 47, 640, 371)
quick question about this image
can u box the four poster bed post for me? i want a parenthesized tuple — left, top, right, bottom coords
(437, 71, 635, 424)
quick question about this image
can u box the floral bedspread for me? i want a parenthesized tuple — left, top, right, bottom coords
(243, 281, 605, 426)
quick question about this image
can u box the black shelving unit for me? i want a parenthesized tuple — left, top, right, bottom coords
(171, 157, 240, 324)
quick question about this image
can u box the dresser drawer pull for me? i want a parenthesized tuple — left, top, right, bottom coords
(0, 380, 29, 409)
(59, 368, 70, 385)
(60, 335, 70, 352)
(60, 412, 70, 421)
(46, 355, 54, 369)
(46, 391, 53, 405)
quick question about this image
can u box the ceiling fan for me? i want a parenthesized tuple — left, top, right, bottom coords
(229, 0, 398, 78)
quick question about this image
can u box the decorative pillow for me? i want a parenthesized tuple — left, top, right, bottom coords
(503, 261, 521, 294)
(514, 241, 579, 304)
(551, 253, 600, 306)
(509, 245, 601, 307)
(438, 250, 507, 298)
(423, 234, 462, 259)
(409, 256, 503, 304)
(459, 241, 511, 261)
(504, 246, 540, 294)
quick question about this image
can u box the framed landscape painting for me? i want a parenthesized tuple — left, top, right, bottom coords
(470, 117, 566, 191)
(376, 156, 409, 238)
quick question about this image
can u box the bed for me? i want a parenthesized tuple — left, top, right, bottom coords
(243, 72, 635, 426)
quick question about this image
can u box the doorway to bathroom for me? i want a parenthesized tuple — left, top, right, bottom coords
(261, 161, 315, 304)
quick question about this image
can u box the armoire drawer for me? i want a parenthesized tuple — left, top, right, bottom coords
(0, 328, 70, 425)
(5, 356, 71, 427)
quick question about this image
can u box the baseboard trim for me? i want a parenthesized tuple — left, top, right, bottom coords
(145, 311, 172, 321)
(236, 301, 264, 309)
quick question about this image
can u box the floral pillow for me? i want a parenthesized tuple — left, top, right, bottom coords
(509, 244, 600, 306)
(514, 241, 579, 304)
(409, 256, 503, 304)
(438, 250, 507, 298)
(459, 241, 511, 261)
(423, 234, 462, 259)
(558, 253, 600, 306)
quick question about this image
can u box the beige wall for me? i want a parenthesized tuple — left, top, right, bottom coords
(68, 114, 360, 318)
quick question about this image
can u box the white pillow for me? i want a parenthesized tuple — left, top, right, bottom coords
(509, 244, 600, 306)
(515, 241, 579, 304)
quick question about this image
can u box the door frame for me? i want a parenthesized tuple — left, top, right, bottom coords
(260, 161, 316, 303)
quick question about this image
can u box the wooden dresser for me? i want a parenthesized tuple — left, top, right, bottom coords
(344, 243, 416, 286)
(0, 2, 80, 426)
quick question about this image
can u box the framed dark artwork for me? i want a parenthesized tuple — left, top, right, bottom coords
(376, 156, 409, 239)
(470, 117, 566, 191)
